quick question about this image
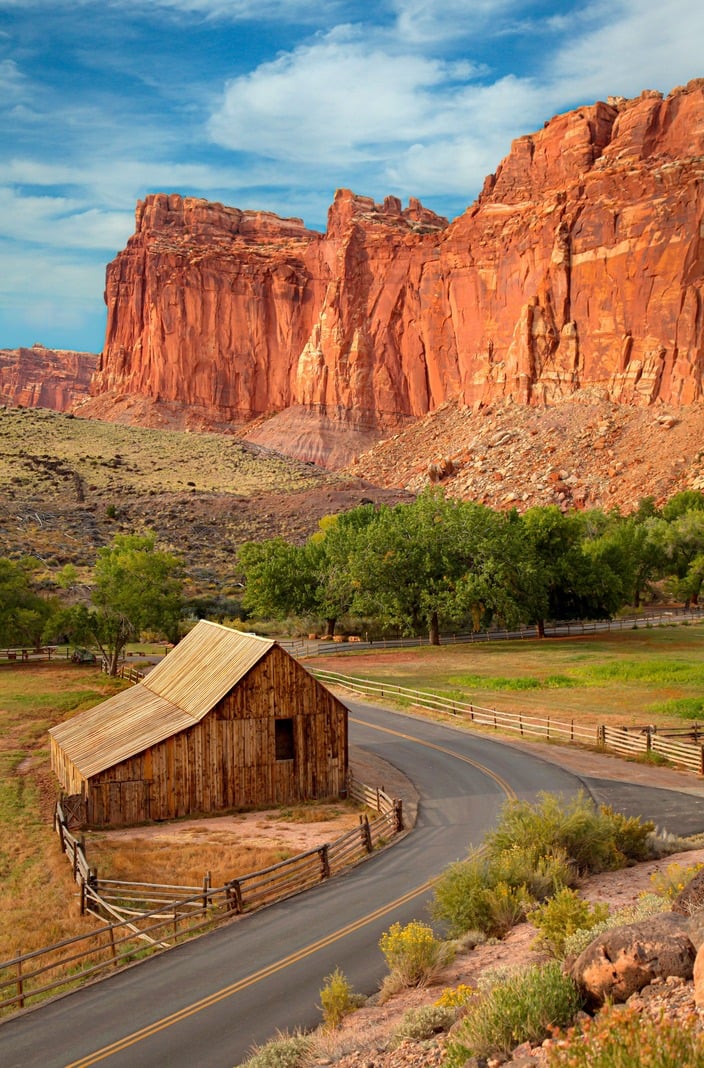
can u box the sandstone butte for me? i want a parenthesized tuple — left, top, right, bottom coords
(5, 79, 704, 473)
(0, 345, 98, 411)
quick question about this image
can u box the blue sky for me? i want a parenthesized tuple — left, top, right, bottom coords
(1, 0, 703, 354)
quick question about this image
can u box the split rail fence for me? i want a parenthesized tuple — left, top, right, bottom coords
(313, 669, 704, 776)
(0, 777, 402, 1015)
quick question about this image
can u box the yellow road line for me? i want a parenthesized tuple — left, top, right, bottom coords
(349, 714, 518, 801)
(65, 716, 514, 1066)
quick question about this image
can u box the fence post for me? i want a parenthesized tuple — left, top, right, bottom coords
(80, 878, 86, 916)
(700, 747, 704, 777)
(319, 844, 331, 880)
(226, 879, 244, 913)
(360, 814, 373, 853)
(597, 724, 606, 748)
(519, 714, 523, 736)
(394, 799, 404, 832)
(202, 871, 211, 912)
(16, 958, 24, 1009)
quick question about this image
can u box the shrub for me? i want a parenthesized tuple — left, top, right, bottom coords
(431, 846, 571, 939)
(318, 967, 365, 1029)
(240, 1030, 313, 1067)
(434, 983, 475, 1009)
(485, 880, 533, 937)
(599, 805, 654, 861)
(650, 860, 704, 900)
(485, 791, 652, 874)
(445, 961, 582, 1065)
(489, 844, 576, 900)
(545, 1004, 704, 1067)
(562, 892, 669, 959)
(530, 888, 609, 959)
(430, 856, 495, 936)
(378, 920, 454, 994)
(390, 1004, 456, 1047)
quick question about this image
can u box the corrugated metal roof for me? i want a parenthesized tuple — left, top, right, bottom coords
(143, 621, 274, 716)
(50, 621, 275, 778)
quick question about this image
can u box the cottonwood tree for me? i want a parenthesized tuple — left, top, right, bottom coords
(88, 533, 183, 675)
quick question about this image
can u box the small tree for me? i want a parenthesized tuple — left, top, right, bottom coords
(89, 533, 183, 675)
(0, 556, 54, 649)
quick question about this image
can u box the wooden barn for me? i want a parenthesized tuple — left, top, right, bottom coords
(49, 621, 348, 828)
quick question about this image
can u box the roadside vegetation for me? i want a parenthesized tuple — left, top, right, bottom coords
(241, 790, 697, 1068)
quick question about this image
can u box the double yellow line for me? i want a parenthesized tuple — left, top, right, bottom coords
(66, 715, 515, 1066)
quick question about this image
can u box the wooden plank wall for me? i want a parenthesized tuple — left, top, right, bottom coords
(83, 647, 348, 826)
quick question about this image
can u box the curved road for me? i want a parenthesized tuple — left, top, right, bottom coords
(0, 700, 671, 1067)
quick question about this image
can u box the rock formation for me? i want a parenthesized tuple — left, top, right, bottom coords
(0, 345, 98, 411)
(85, 80, 704, 464)
(569, 913, 697, 1009)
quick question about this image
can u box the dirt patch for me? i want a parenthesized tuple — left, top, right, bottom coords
(83, 745, 418, 887)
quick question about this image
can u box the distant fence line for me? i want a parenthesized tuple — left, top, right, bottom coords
(312, 669, 704, 777)
(281, 606, 704, 657)
(0, 777, 402, 1016)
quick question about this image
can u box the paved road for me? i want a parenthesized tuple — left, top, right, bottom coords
(1, 699, 700, 1068)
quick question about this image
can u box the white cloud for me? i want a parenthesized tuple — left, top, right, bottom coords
(208, 32, 486, 166)
(0, 187, 133, 251)
(0, 58, 25, 95)
(392, 0, 523, 44)
(548, 0, 704, 101)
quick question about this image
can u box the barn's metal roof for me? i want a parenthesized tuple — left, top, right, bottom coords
(49, 621, 275, 778)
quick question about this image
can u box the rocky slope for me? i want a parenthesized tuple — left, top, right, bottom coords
(347, 393, 704, 513)
(81, 79, 704, 469)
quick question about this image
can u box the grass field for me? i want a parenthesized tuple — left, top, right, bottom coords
(0, 663, 127, 961)
(311, 623, 704, 729)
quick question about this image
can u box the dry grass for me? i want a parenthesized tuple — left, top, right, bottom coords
(86, 802, 362, 888)
(0, 663, 128, 960)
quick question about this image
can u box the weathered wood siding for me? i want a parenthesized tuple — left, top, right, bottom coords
(83, 647, 348, 826)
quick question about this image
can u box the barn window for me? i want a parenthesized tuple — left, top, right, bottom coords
(275, 718, 295, 761)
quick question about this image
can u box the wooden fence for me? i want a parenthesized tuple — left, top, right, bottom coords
(313, 669, 704, 776)
(0, 778, 402, 1015)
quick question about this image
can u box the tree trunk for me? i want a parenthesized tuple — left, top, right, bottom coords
(429, 610, 440, 646)
(325, 618, 336, 638)
(109, 646, 121, 676)
(537, 618, 546, 639)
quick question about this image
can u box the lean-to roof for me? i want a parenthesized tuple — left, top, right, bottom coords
(49, 621, 275, 778)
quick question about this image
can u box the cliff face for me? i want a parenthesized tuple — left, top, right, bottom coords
(93, 80, 704, 465)
(0, 345, 98, 410)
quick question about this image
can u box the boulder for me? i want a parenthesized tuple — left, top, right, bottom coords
(568, 914, 696, 1009)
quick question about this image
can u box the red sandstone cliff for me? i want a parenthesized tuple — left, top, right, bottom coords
(0, 345, 98, 410)
(89, 80, 704, 465)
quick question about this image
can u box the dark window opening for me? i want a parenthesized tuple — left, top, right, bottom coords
(275, 718, 295, 761)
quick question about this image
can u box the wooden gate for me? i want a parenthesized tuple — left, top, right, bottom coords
(61, 793, 87, 830)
